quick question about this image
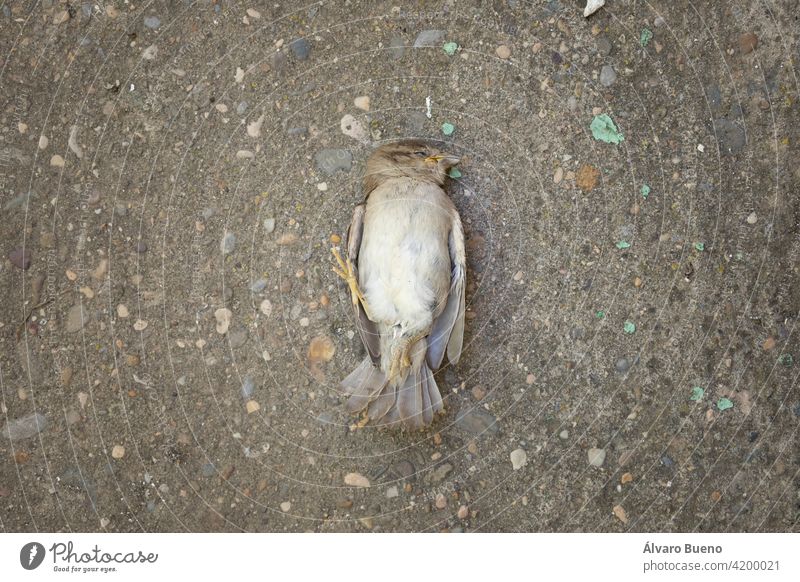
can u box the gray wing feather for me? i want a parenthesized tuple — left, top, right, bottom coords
(426, 210, 467, 370)
(347, 204, 381, 364)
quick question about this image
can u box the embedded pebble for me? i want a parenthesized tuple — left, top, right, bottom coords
(510, 448, 527, 470)
(66, 304, 88, 333)
(141, 44, 158, 60)
(259, 299, 273, 316)
(340, 114, 368, 142)
(133, 319, 148, 331)
(9, 248, 31, 270)
(263, 218, 276, 233)
(599, 64, 616, 86)
(738, 32, 758, 54)
(413, 30, 445, 48)
(111, 445, 125, 459)
(220, 231, 236, 255)
(354, 96, 370, 111)
(280, 501, 291, 512)
(39, 135, 49, 150)
(386, 486, 399, 498)
(746, 212, 757, 224)
(117, 304, 129, 318)
(435, 494, 447, 509)
(247, 115, 264, 138)
(344, 472, 370, 487)
(250, 279, 267, 293)
(314, 149, 352, 174)
(290, 38, 311, 60)
(246, 8, 261, 19)
(495, 44, 512, 59)
(457, 505, 469, 519)
(615, 357, 631, 373)
(144, 16, 160, 29)
(588, 448, 606, 467)
(50, 154, 65, 167)
(246, 400, 260, 414)
(2, 413, 47, 441)
(559, 430, 569, 439)
(456, 408, 499, 436)
(429, 463, 453, 483)
(215, 308, 232, 334)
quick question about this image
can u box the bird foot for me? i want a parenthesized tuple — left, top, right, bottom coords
(388, 334, 424, 380)
(331, 247, 371, 315)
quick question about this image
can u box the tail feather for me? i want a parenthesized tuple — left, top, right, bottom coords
(341, 353, 445, 430)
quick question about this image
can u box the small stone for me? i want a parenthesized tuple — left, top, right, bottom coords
(553, 167, 564, 184)
(354, 96, 370, 111)
(247, 115, 264, 138)
(38, 135, 49, 150)
(746, 212, 757, 224)
(220, 231, 236, 255)
(214, 308, 232, 334)
(413, 30, 445, 48)
(620, 472, 633, 484)
(457, 505, 469, 519)
(50, 154, 65, 167)
(144, 16, 160, 29)
(510, 448, 527, 470)
(495, 44, 512, 59)
(389, 36, 406, 60)
(340, 114, 368, 142)
(429, 463, 453, 483)
(290, 38, 311, 60)
(9, 248, 31, 270)
(246, 400, 260, 414)
(613, 504, 628, 524)
(435, 493, 447, 509)
(455, 408, 499, 436)
(250, 279, 267, 293)
(588, 447, 606, 467)
(559, 430, 569, 439)
(471, 386, 486, 400)
(246, 8, 261, 19)
(386, 486, 399, 498)
(280, 501, 291, 512)
(762, 337, 776, 351)
(317, 182, 328, 191)
(66, 304, 88, 333)
(263, 218, 276, 233)
(277, 233, 298, 245)
(259, 299, 273, 316)
(615, 357, 631, 373)
(576, 164, 600, 192)
(135, 241, 148, 253)
(111, 445, 125, 459)
(738, 32, 758, 54)
(314, 149, 352, 175)
(133, 319, 148, 331)
(344, 472, 370, 488)
(599, 64, 616, 86)
(117, 304, 129, 318)
(141, 44, 158, 60)
(2, 413, 47, 441)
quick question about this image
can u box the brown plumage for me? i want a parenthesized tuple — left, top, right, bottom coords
(333, 140, 466, 430)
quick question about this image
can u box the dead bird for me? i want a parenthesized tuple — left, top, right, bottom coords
(332, 140, 465, 430)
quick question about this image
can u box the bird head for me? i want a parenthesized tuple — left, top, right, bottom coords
(364, 140, 460, 194)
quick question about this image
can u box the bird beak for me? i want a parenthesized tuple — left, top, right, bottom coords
(425, 154, 460, 168)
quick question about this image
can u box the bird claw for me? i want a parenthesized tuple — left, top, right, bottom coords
(331, 247, 369, 309)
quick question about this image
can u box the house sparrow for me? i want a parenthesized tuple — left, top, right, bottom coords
(332, 140, 466, 430)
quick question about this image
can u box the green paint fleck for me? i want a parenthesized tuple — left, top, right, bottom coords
(590, 114, 624, 144)
(441, 122, 455, 136)
(448, 167, 462, 178)
(779, 353, 793, 366)
(623, 321, 636, 334)
(694, 242, 705, 251)
(690, 386, 705, 401)
(717, 397, 734, 411)
(443, 42, 458, 56)
(616, 240, 631, 249)
(640, 184, 651, 199)
(735, 251, 744, 260)
(596, 310, 605, 319)
(640, 28, 653, 47)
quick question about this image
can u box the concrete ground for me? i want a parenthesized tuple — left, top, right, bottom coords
(1, 0, 798, 532)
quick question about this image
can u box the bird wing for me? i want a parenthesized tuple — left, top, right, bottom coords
(346, 204, 381, 363)
(426, 207, 466, 370)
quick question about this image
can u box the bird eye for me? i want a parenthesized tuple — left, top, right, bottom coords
(414, 150, 428, 157)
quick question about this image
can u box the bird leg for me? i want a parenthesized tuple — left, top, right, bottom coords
(388, 332, 425, 381)
(331, 247, 373, 319)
